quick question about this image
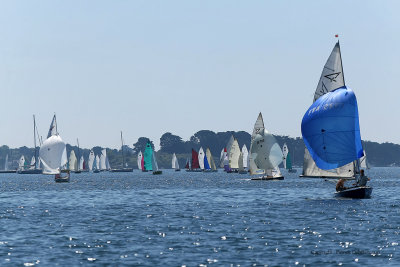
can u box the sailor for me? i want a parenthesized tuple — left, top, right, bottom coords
(336, 179, 347, 192)
(355, 169, 370, 187)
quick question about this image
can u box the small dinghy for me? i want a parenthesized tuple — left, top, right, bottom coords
(335, 186, 372, 199)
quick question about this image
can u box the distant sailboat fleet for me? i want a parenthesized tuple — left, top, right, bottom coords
(0, 37, 372, 198)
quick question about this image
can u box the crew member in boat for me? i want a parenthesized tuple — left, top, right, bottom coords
(336, 179, 347, 192)
(354, 169, 370, 187)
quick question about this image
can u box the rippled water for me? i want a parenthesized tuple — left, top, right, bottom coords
(0, 167, 399, 266)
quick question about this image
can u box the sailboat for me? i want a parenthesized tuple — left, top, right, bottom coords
(18, 155, 25, 172)
(74, 139, 83, 173)
(88, 150, 95, 172)
(249, 113, 284, 180)
(282, 143, 297, 173)
(39, 114, 69, 182)
(18, 115, 42, 174)
(187, 149, 202, 172)
(301, 40, 371, 198)
(241, 145, 248, 172)
(152, 150, 162, 175)
(172, 153, 180, 171)
(198, 147, 205, 171)
(248, 113, 267, 176)
(69, 150, 78, 172)
(228, 138, 240, 173)
(99, 149, 108, 171)
(111, 131, 133, 172)
(300, 42, 354, 179)
(137, 151, 145, 171)
(0, 154, 15, 173)
(143, 141, 153, 172)
(206, 148, 217, 172)
(93, 155, 100, 173)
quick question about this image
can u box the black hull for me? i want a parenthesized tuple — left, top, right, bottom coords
(251, 176, 284, 181)
(17, 169, 42, 174)
(110, 168, 133, 173)
(0, 170, 17, 173)
(238, 171, 248, 174)
(153, 171, 162, 175)
(175, 169, 181, 172)
(74, 171, 82, 174)
(335, 186, 372, 199)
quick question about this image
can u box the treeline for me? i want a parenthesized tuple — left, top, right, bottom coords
(1, 131, 399, 169)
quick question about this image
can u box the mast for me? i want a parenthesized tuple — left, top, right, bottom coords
(121, 131, 125, 168)
(33, 115, 37, 169)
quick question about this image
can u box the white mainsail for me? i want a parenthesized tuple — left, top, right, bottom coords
(69, 150, 77, 171)
(88, 150, 95, 171)
(29, 156, 36, 169)
(95, 155, 100, 170)
(19, 155, 25, 169)
(302, 41, 354, 178)
(250, 127, 283, 177)
(229, 139, 240, 169)
(106, 156, 110, 170)
(219, 148, 225, 168)
(4, 154, 8, 171)
(238, 152, 244, 171)
(282, 143, 288, 169)
(137, 151, 143, 170)
(360, 150, 369, 169)
(79, 156, 84, 170)
(242, 145, 248, 169)
(226, 135, 234, 157)
(198, 147, 205, 170)
(152, 151, 159, 171)
(249, 113, 266, 175)
(172, 153, 177, 169)
(206, 148, 216, 171)
(100, 149, 107, 170)
(313, 42, 345, 102)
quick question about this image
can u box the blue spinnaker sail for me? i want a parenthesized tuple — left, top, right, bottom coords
(301, 86, 363, 170)
(204, 154, 210, 170)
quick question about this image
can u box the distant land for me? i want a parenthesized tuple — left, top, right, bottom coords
(1, 130, 399, 170)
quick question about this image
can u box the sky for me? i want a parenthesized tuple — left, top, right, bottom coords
(0, 0, 399, 149)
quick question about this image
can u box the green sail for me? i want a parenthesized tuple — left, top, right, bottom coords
(143, 141, 153, 171)
(286, 153, 292, 170)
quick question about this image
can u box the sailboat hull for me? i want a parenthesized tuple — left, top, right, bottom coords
(153, 171, 162, 175)
(55, 173, 70, 183)
(0, 170, 16, 173)
(251, 176, 284, 181)
(17, 169, 42, 174)
(110, 168, 133, 172)
(334, 186, 372, 199)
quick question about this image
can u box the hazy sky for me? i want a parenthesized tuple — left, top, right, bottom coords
(0, 1, 399, 149)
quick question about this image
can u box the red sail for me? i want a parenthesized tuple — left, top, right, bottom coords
(141, 156, 145, 170)
(191, 149, 200, 169)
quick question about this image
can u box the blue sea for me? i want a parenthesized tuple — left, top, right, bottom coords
(0, 167, 399, 266)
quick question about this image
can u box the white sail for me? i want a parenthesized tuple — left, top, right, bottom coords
(39, 135, 66, 175)
(198, 147, 205, 170)
(206, 148, 216, 171)
(4, 154, 8, 171)
(250, 129, 283, 177)
(360, 150, 369, 169)
(95, 155, 100, 170)
(137, 151, 143, 170)
(88, 150, 95, 171)
(106, 156, 110, 170)
(175, 156, 179, 170)
(219, 148, 225, 168)
(226, 135, 234, 157)
(241, 145, 248, 169)
(19, 155, 25, 169)
(229, 139, 240, 169)
(313, 42, 345, 102)
(172, 153, 177, 169)
(152, 151, 159, 171)
(249, 113, 266, 175)
(29, 156, 36, 169)
(69, 150, 77, 171)
(302, 147, 354, 177)
(79, 156, 84, 170)
(238, 152, 244, 171)
(100, 149, 107, 170)
(282, 143, 288, 169)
